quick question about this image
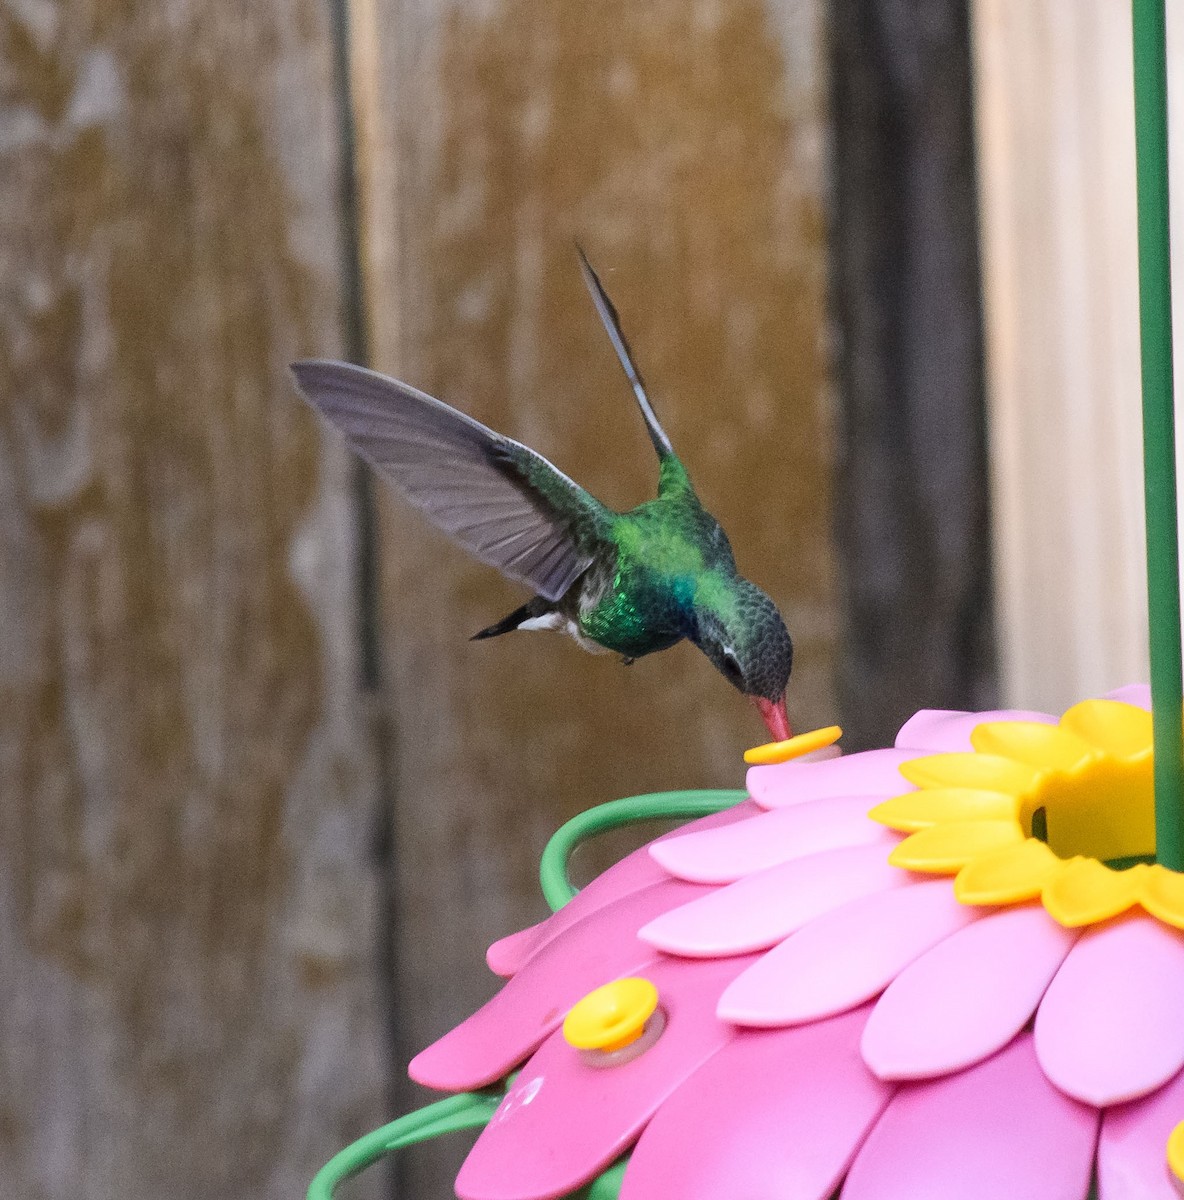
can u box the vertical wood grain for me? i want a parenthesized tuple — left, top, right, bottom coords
(972, 0, 1184, 711)
(347, 0, 835, 1191)
(0, 3, 385, 1196)
(829, 0, 996, 749)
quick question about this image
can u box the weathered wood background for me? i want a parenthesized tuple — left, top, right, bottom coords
(830, 0, 996, 746)
(0, 2, 386, 1196)
(1, 0, 992, 1196)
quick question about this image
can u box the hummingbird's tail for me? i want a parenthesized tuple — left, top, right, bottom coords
(470, 598, 554, 641)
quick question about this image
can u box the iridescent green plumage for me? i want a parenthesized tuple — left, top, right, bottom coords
(291, 252, 794, 737)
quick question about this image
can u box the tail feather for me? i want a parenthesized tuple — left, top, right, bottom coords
(470, 598, 552, 641)
(575, 246, 675, 461)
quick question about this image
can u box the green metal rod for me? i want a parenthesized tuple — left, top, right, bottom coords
(1133, 0, 1184, 871)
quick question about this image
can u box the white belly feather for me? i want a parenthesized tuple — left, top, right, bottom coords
(516, 611, 609, 654)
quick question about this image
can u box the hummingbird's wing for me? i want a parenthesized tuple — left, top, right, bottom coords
(576, 247, 675, 462)
(292, 360, 611, 602)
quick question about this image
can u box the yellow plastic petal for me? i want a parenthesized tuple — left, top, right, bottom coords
(954, 837, 1062, 905)
(1041, 858, 1147, 927)
(888, 820, 1025, 874)
(899, 752, 1042, 795)
(1059, 699, 1153, 761)
(869, 788, 1020, 833)
(970, 721, 1094, 772)
(1140, 866, 1184, 931)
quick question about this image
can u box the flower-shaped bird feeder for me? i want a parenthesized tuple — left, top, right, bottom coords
(311, 690, 1184, 1200)
(308, 1, 1184, 1196)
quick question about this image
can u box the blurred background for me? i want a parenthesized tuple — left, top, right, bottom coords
(2, 0, 1178, 1196)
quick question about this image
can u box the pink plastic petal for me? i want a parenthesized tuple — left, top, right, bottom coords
(1098, 1063, 1184, 1199)
(619, 1007, 893, 1200)
(455, 954, 755, 1200)
(486, 801, 761, 977)
(895, 708, 1056, 752)
(719, 879, 982, 1026)
(1105, 683, 1151, 710)
(487, 922, 548, 977)
(843, 1034, 1099, 1200)
(640, 842, 909, 958)
(862, 905, 1078, 1081)
(1036, 915, 1184, 1106)
(746, 747, 917, 810)
(651, 795, 898, 885)
(409, 878, 709, 1091)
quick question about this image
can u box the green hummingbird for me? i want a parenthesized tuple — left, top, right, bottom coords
(291, 251, 793, 740)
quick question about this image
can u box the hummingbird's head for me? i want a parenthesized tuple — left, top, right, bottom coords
(692, 577, 793, 740)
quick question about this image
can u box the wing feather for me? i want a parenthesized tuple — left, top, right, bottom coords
(291, 360, 609, 601)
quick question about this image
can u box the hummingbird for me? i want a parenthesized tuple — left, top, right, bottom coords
(291, 251, 793, 740)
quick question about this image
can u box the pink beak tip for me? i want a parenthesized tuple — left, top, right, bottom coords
(755, 695, 792, 741)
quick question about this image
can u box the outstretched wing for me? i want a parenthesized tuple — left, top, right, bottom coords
(576, 246, 675, 461)
(292, 360, 611, 601)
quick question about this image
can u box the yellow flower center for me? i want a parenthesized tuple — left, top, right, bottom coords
(869, 699, 1184, 930)
(1020, 747, 1154, 863)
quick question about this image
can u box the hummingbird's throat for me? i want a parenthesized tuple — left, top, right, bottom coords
(754, 695, 792, 741)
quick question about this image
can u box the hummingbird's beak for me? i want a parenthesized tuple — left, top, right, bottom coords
(754, 695, 792, 741)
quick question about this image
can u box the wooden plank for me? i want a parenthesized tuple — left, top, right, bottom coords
(0, 3, 385, 1196)
(828, 0, 997, 747)
(347, 0, 836, 1191)
(972, 0, 1184, 711)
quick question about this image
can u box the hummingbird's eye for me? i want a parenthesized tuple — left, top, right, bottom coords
(721, 650, 744, 685)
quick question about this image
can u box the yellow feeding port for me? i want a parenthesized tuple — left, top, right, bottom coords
(745, 725, 843, 766)
(1168, 1119, 1184, 1191)
(563, 978, 660, 1053)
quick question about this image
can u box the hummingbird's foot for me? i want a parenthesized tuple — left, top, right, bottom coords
(620, 655, 636, 666)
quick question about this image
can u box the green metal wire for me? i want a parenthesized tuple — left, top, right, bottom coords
(539, 790, 748, 911)
(306, 1091, 503, 1200)
(1132, 0, 1184, 871)
(574, 1157, 630, 1198)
